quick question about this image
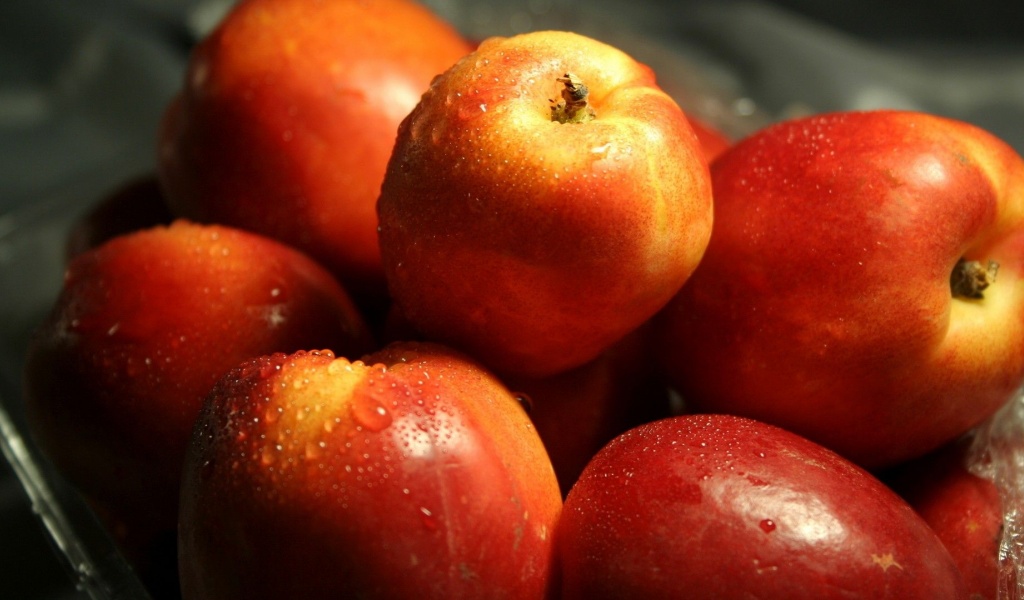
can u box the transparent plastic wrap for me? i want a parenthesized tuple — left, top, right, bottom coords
(970, 388, 1024, 599)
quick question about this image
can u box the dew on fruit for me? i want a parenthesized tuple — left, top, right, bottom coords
(456, 102, 485, 121)
(759, 519, 777, 533)
(304, 441, 324, 460)
(420, 506, 438, 530)
(257, 361, 278, 380)
(351, 397, 393, 432)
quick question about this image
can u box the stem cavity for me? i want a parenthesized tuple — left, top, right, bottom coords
(550, 73, 595, 124)
(951, 259, 999, 299)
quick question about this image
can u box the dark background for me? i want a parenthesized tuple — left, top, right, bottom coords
(1, 0, 1021, 597)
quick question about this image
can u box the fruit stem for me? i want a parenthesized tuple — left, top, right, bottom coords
(950, 259, 999, 299)
(550, 73, 595, 124)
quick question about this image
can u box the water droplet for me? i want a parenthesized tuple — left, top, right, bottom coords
(264, 406, 282, 424)
(457, 103, 484, 121)
(351, 397, 393, 432)
(305, 441, 324, 460)
(420, 506, 437, 530)
(513, 393, 533, 413)
(759, 519, 776, 533)
(258, 361, 279, 379)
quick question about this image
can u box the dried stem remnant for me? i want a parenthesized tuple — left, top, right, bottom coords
(550, 73, 595, 124)
(951, 259, 999, 299)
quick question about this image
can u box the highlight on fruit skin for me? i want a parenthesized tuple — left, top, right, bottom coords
(377, 29, 714, 379)
(178, 342, 562, 600)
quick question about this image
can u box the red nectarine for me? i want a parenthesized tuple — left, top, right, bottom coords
(179, 343, 562, 599)
(558, 414, 967, 599)
(655, 110, 1024, 468)
(378, 30, 713, 377)
(158, 0, 473, 303)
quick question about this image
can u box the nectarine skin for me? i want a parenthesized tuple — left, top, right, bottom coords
(377, 30, 713, 378)
(558, 415, 967, 599)
(23, 221, 372, 579)
(158, 0, 472, 302)
(884, 438, 1004, 599)
(655, 110, 1024, 468)
(179, 343, 562, 599)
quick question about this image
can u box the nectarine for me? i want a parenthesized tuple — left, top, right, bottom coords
(378, 30, 713, 377)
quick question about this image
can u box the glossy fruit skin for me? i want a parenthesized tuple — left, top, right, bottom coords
(884, 438, 1004, 600)
(158, 0, 472, 302)
(655, 110, 1024, 469)
(179, 343, 562, 600)
(558, 414, 967, 599)
(23, 221, 372, 580)
(377, 30, 713, 378)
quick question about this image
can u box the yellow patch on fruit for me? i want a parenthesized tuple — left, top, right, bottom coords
(870, 552, 903, 572)
(271, 356, 374, 445)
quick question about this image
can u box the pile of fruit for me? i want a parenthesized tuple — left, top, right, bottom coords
(20, 0, 1024, 598)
